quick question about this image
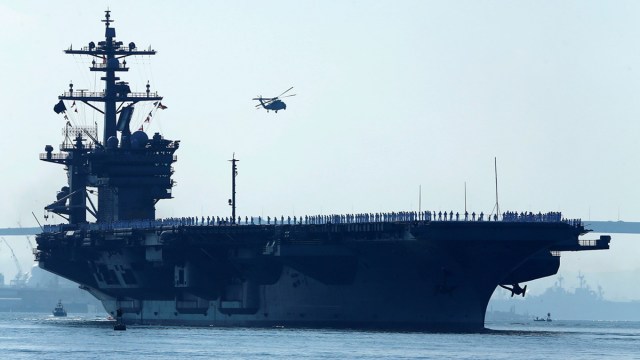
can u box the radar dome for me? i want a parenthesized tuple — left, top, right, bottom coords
(131, 131, 149, 149)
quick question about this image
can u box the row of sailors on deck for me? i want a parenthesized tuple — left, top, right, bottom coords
(152, 212, 423, 226)
(43, 210, 576, 233)
(123, 210, 569, 227)
(163, 212, 429, 226)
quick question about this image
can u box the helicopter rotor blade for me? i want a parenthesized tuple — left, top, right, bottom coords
(280, 94, 296, 98)
(255, 101, 272, 108)
(277, 87, 294, 98)
(255, 98, 276, 108)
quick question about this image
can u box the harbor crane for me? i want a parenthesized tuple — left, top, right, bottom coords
(1, 237, 28, 287)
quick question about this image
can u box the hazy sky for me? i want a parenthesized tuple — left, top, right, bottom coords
(0, 2, 638, 299)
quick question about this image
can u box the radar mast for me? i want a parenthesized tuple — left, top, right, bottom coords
(61, 9, 162, 144)
(41, 11, 179, 224)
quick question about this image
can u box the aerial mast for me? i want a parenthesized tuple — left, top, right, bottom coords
(494, 157, 500, 220)
(229, 154, 239, 224)
(61, 9, 162, 144)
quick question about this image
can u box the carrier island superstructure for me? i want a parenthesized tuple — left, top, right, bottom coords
(35, 12, 610, 331)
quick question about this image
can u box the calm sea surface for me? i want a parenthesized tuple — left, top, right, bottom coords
(0, 313, 638, 359)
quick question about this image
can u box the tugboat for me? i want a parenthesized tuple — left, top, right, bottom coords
(34, 10, 611, 331)
(52, 300, 67, 317)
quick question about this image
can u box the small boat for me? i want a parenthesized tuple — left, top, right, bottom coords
(52, 300, 67, 317)
(113, 308, 126, 330)
(534, 313, 552, 322)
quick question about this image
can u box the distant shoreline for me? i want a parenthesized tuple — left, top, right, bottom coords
(0, 227, 40, 236)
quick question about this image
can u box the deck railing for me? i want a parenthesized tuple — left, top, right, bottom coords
(41, 210, 582, 234)
(60, 91, 160, 98)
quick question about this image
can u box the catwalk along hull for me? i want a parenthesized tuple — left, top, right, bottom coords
(36, 220, 607, 331)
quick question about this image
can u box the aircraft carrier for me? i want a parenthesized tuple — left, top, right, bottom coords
(35, 11, 610, 331)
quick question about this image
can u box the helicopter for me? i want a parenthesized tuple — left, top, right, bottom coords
(253, 87, 296, 113)
(499, 283, 527, 297)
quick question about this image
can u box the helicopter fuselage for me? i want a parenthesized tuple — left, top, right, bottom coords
(260, 99, 286, 112)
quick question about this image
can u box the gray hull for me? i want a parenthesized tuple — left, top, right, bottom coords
(37, 220, 606, 331)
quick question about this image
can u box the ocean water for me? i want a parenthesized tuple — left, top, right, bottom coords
(0, 313, 638, 359)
